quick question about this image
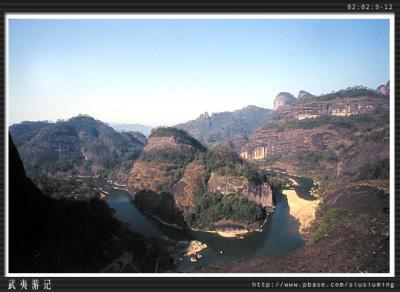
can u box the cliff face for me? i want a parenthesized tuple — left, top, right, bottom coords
(279, 96, 389, 120)
(336, 141, 389, 179)
(238, 89, 389, 177)
(128, 161, 183, 193)
(170, 162, 207, 211)
(144, 136, 196, 153)
(207, 173, 274, 211)
(273, 92, 296, 110)
(239, 127, 343, 163)
(128, 128, 274, 232)
(377, 81, 390, 96)
(323, 185, 388, 214)
(127, 129, 206, 194)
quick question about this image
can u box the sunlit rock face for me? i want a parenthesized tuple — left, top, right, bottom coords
(377, 81, 390, 96)
(207, 172, 274, 211)
(297, 90, 315, 102)
(273, 92, 296, 110)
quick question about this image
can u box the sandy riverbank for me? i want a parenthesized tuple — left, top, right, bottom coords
(283, 178, 319, 234)
(190, 227, 249, 238)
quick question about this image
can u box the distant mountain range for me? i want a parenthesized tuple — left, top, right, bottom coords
(109, 123, 153, 136)
(176, 105, 273, 146)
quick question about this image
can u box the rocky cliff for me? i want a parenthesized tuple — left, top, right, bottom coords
(127, 127, 207, 194)
(377, 81, 390, 96)
(273, 92, 296, 110)
(207, 172, 274, 211)
(239, 126, 343, 162)
(279, 95, 389, 120)
(336, 141, 389, 179)
(127, 128, 274, 234)
(170, 161, 207, 211)
(239, 87, 389, 178)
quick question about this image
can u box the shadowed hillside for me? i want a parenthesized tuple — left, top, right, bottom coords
(9, 134, 174, 273)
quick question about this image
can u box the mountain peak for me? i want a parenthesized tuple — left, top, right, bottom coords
(147, 127, 207, 152)
(273, 92, 296, 110)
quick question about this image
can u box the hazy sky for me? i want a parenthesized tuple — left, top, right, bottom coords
(8, 18, 390, 126)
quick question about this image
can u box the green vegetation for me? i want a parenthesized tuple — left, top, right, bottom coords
(242, 162, 268, 185)
(185, 189, 266, 229)
(312, 86, 385, 102)
(35, 177, 100, 201)
(140, 149, 199, 168)
(9, 135, 174, 273)
(297, 151, 338, 170)
(134, 190, 187, 228)
(140, 127, 207, 167)
(359, 126, 389, 144)
(195, 143, 271, 186)
(202, 143, 242, 175)
(150, 127, 207, 151)
(313, 208, 347, 242)
(273, 113, 388, 133)
(10, 115, 145, 180)
(358, 158, 390, 180)
(9, 121, 50, 147)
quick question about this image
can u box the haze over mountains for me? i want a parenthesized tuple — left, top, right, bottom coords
(109, 123, 153, 136)
(9, 82, 390, 273)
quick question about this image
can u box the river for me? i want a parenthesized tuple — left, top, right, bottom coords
(88, 174, 315, 272)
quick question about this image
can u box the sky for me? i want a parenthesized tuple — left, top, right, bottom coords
(8, 17, 390, 126)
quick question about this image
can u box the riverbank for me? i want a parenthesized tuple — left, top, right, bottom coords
(191, 227, 248, 238)
(147, 214, 185, 230)
(102, 177, 307, 271)
(282, 178, 319, 234)
(190, 217, 268, 239)
(192, 213, 390, 273)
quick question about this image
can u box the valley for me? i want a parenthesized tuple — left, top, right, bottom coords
(88, 174, 309, 270)
(8, 82, 390, 273)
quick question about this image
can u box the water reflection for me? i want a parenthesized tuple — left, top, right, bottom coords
(95, 175, 311, 271)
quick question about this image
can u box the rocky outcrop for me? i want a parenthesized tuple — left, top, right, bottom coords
(127, 161, 183, 193)
(297, 90, 315, 102)
(127, 127, 207, 194)
(377, 81, 390, 96)
(336, 142, 389, 179)
(323, 185, 389, 214)
(170, 162, 207, 211)
(207, 173, 274, 211)
(184, 240, 208, 256)
(127, 128, 273, 235)
(240, 127, 341, 161)
(144, 136, 195, 153)
(280, 96, 389, 120)
(273, 92, 296, 110)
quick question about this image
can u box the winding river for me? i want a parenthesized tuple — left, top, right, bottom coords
(89, 174, 316, 271)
